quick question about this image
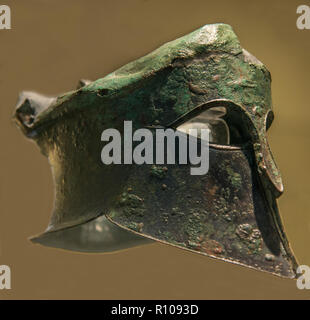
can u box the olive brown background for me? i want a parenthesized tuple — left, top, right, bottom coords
(1, 0, 310, 299)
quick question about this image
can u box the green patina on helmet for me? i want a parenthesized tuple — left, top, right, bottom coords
(14, 23, 297, 277)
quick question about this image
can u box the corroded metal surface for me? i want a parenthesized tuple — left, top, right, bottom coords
(107, 141, 296, 277)
(13, 23, 297, 276)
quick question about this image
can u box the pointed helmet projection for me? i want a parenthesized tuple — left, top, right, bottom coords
(14, 23, 297, 277)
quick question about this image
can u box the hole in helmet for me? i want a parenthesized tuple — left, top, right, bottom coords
(176, 106, 249, 146)
(176, 107, 229, 144)
(266, 110, 274, 131)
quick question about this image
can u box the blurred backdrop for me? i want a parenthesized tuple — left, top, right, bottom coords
(1, 0, 310, 299)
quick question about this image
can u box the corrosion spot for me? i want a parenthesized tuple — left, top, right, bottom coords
(200, 239, 224, 255)
(265, 254, 275, 262)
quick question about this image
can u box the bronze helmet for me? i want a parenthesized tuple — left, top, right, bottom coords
(14, 24, 297, 278)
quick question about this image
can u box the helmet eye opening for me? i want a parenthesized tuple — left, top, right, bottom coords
(167, 99, 256, 148)
(175, 106, 251, 147)
(176, 106, 230, 145)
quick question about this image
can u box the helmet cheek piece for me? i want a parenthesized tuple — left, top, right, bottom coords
(107, 99, 297, 278)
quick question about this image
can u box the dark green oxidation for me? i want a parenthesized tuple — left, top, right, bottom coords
(14, 23, 297, 277)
